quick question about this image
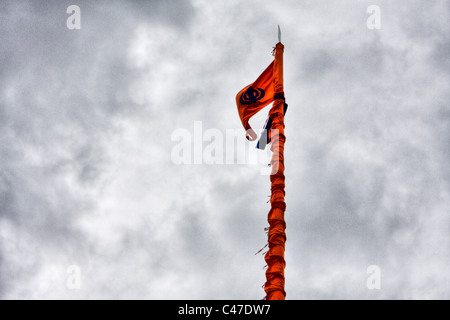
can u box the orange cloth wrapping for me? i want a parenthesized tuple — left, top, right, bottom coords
(264, 42, 286, 300)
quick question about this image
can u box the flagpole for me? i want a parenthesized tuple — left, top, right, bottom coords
(264, 37, 287, 300)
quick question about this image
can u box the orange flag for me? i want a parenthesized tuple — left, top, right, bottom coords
(236, 42, 287, 300)
(236, 61, 276, 141)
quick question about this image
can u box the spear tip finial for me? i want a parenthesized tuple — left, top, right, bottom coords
(278, 24, 281, 43)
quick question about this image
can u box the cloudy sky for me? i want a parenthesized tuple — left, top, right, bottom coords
(0, 0, 449, 300)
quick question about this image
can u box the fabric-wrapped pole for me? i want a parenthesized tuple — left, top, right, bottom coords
(264, 42, 287, 300)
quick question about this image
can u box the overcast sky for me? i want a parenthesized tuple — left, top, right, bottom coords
(0, 0, 449, 300)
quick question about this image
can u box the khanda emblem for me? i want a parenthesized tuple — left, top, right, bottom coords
(240, 86, 265, 105)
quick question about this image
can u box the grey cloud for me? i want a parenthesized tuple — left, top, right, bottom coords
(0, 0, 196, 298)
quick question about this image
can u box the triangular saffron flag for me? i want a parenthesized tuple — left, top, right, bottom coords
(236, 61, 276, 141)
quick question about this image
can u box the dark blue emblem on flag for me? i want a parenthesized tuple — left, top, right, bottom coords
(239, 86, 265, 105)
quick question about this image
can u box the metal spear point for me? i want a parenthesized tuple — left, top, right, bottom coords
(278, 24, 281, 43)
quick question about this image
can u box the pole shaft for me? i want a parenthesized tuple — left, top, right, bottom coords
(264, 43, 286, 300)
